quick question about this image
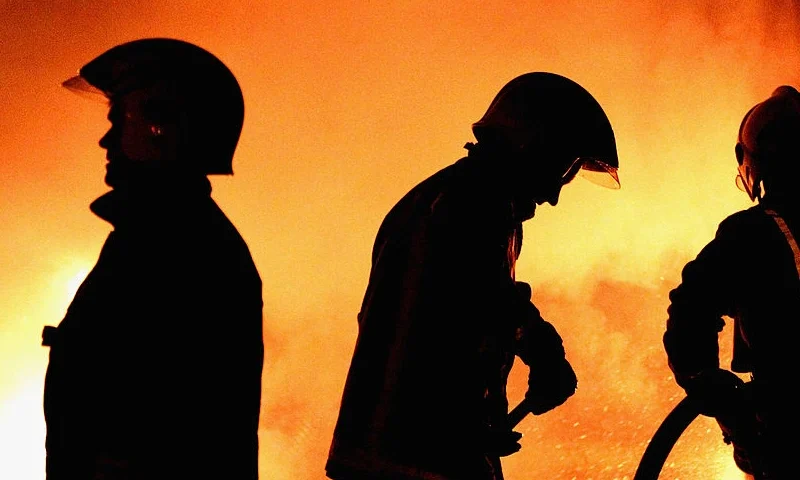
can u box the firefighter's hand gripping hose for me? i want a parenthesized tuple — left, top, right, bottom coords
(681, 367, 745, 418)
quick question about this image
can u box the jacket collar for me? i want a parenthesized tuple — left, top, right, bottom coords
(90, 175, 212, 228)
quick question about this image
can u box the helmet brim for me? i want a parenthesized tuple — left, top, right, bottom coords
(62, 74, 109, 103)
(578, 158, 620, 189)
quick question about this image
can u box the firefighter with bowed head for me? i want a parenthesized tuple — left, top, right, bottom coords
(326, 72, 621, 480)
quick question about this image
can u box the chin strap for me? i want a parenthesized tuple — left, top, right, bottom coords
(763, 208, 800, 279)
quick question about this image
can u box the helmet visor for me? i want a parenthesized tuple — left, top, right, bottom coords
(577, 158, 620, 189)
(735, 172, 750, 195)
(62, 74, 108, 103)
(737, 163, 760, 201)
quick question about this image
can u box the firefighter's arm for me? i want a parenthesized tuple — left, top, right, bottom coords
(514, 283, 577, 415)
(664, 221, 739, 390)
(664, 257, 727, 388)
(663, 218, 751, 422)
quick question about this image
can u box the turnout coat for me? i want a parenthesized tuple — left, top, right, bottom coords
(326, 153, 540, 480)
(664, 197, 800, 478)
(43, 177, 264, 480)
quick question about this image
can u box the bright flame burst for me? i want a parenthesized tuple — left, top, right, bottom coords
(0, 379, 47, 480)
(0, 263, 92, 480)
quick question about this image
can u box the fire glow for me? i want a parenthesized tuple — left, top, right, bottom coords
(2, 1, 800, 479)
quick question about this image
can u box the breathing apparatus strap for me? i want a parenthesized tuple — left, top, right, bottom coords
(763, 208, 800, 279)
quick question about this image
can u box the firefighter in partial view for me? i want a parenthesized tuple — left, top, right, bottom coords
(664, 85, 800, 479)
(325, 72, 621, 480)
(42, 38, 264, 479)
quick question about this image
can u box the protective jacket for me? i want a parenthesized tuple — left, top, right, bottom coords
(326, 150, 559, 480)
(664, 196, 800, 478)
(43, 175, 264, 480)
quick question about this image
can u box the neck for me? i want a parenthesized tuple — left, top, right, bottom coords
(464, 142, 536, 222)
(464, 142, 514, 181)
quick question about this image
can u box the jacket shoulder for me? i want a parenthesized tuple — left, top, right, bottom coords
(716, 206, 771, 236)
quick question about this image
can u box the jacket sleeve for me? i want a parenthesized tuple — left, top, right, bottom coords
(513, 299, 567, 368)
(664, 218, 741, 388)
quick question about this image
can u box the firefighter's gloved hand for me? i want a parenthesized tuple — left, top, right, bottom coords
(482, 427, 523, 457)
(683, 368, 746, 418)
(525, 357, 578, 415)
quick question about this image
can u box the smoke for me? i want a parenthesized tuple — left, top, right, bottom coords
(500, 263, 729, 478)
(250, 2, 800, 478)
(4, 1, 800, 479)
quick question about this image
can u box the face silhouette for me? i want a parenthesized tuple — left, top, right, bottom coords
(99, 87, 178, 189)
(508, 150, 582, 221)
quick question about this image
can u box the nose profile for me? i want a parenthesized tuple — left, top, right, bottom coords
(546, 186, 562, 206)
(99, 129, 111, 150)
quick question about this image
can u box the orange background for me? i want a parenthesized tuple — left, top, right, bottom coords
(2, 1, 799, 479)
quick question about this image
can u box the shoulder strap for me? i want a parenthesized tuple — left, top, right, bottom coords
(763, 208, 800, 279)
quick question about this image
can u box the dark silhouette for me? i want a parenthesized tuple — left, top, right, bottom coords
(664, 86, 800, 480)
(42, 38, 264, 480)
(325, 72, 621, 480)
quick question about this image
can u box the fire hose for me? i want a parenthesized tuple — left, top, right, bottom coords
(633, 396, 701, 480)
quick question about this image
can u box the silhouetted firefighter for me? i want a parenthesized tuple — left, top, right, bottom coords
(663, 86, 800, 480)
(42, 38, 264, 480)
(325, 72, 621, 480)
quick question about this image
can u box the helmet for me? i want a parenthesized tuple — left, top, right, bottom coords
(472, 72, 620, 189)
(736, 85, 800, 201)
(62, 38, 244, 175)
